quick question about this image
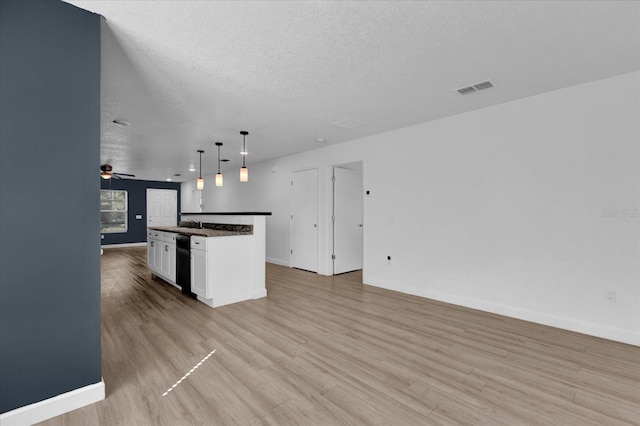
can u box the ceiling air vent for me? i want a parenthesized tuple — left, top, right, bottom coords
(332, 118, 364, 129)
(456, 85, 477, 95)
(473, 80, 494, 91)
(456, 79, 494, 95)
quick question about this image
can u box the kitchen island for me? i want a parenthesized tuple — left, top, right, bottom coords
(148, 212, 271, 308)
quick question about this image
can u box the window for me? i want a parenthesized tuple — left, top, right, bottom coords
(100, 190, 127, 233)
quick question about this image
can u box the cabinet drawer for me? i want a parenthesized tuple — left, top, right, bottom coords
(191, 236, 207, 250)
(160, 232, 176, 243)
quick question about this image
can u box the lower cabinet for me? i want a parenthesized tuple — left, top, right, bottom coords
(147, 230, 176, 284)
(147, 237, 156, 269)
(189, 234, 252, 308)
(160, 240, 176, 281)
(190, 247, 208, 298)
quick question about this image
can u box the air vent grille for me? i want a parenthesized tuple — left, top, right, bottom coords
(473, 80, 494, 91)
(332, 118, 364, 129)
(456, 79, 494, 95)
(457, 86, 477, 95)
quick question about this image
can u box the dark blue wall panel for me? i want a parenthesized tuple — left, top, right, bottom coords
(0, 0, 102, 414)
(100, 179, 181, 245)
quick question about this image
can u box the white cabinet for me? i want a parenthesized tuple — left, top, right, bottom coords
(153, 238, 162, 272)
(189, 234, 252, 308)
(147, 231, 157, 269)
(147, 230, 176, 284)
(190, 246, 208, 298)
(159, 232, 176, 283)
(160, 241, 176, 282)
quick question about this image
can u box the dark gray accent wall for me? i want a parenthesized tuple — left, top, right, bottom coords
(0, 0, 102, 414)
(100, 179, 181, 245)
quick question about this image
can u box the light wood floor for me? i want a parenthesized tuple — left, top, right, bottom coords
(40, 246, 640, 425)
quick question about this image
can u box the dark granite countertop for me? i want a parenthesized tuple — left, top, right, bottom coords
(148, 225, 252, 237)
(180, 212, 272, 216)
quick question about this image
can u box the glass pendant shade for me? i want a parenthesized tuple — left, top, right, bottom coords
(216, 172, 223, 187)
(101, 173, 112, 179)
(240, 166, 248, 182)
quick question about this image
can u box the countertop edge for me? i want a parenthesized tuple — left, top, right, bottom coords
(180, 212, 272, 216)
(148, 226, 252, 237)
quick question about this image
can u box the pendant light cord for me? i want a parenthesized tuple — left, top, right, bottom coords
(197, 149, 204, 179)
(242, 133, 246, 168)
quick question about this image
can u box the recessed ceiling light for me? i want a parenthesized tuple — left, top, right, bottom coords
(112, 119, 129, 126)
(316, 138, 326, 144)
(166, 178, 172, 182)
(188, 165, 196, 172)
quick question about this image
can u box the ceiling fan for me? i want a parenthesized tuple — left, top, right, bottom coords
(100, 164, 135, 180)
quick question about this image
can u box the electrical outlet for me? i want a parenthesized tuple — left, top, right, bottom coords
(605, 290, 616, 303)
(387, 256, 391, 261)
(101, 234, 104, 239)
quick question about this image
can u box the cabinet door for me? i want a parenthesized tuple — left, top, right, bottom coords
(148, 239, 156, 270)
(160, 243, 171, 277)
(153, 239, 162, 273)
(168, 244, 176, 282)
(191, 249, 208, 298)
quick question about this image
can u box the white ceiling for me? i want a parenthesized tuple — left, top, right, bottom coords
(63, 0, 640, 182)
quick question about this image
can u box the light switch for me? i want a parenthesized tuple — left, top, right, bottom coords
(136, 214, 143, 220)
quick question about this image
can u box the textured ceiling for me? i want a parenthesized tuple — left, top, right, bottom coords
(63, 0, 640, 182)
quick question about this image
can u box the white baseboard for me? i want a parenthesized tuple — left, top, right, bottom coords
(0, 380, 105, 426)
(266, 257, 290, 267)
(364, 279, 640, 347)
(101, 242, 147, 248)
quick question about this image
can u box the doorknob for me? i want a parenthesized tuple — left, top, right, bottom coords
(314, 224, 317, 228)
(359, 224, 363, 227)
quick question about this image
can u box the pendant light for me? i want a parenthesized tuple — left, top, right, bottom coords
(215, 142, 223, 187)
(240, 130, 249, 182)
(196, 150, 204, 190)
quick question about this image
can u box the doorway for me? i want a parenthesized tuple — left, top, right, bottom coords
(291, 168, 319, 272)
(146, 189, 177, 227)
(332, 162, 363, 275)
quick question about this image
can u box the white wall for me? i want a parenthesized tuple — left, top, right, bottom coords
(183, 71, 640, 345)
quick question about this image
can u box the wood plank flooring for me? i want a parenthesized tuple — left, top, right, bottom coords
(39, 246, 640, 425)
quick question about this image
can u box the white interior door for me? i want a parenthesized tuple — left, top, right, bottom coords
(333, 166, 363, 274)
(147, 189, 177, 227)
(291, 169, 318, 272)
